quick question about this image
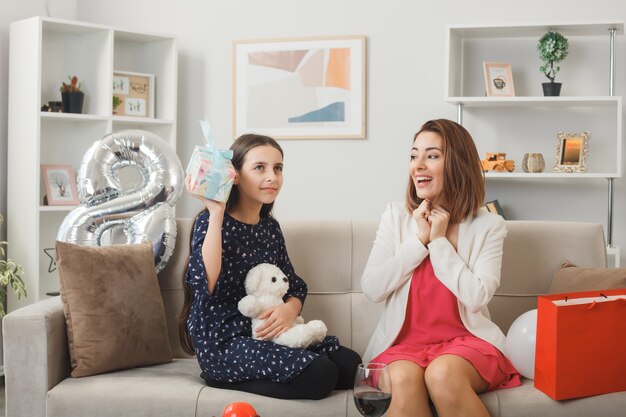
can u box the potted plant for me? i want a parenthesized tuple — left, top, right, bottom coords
(59, 75, 84, 113)
(538, 31, 569, 96)
(113, 95, 123, 114)
(0, 214, 27, 317)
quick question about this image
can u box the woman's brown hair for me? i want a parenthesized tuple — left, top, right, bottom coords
(179, 133, 284, 355)
(405, 119, 484, 224)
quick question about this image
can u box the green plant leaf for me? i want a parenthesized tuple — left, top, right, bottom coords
(537, 31, 569, 82)
(0, 212, 27, 317)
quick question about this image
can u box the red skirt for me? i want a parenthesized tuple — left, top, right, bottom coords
(372, 258, 521, 391)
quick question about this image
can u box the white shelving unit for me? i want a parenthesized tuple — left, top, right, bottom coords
(7, 16, 177, 310)
(446, 21, 623, 267)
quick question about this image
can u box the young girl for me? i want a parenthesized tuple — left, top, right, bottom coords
(179, 133, 361, 400)
(361, 120, 521, 416)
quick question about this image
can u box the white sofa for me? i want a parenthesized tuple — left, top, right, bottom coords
(4, 218, 626, 417)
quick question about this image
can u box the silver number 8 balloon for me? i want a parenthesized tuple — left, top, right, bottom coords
(58, 130, 184, 272)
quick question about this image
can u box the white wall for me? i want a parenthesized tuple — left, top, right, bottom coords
(1, 0, 623, 262)
(73, 0, 626, 266)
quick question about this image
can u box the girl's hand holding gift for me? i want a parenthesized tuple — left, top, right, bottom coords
(185, 174, 225, 215)
(185, 120, 235, 202)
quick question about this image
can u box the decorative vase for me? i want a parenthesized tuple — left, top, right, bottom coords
(542, 82, 562, 97)
(522, 153, 545, 173)
(61, 91, 84, 114)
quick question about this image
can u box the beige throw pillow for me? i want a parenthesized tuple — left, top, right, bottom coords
(56, 241, 172, 377)
(550, 260, 626, 294)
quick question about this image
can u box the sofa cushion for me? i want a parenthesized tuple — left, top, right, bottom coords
(47, 359, 202, 417)
(488, 378, 626, 417)
(56, 240, 172, 377)
(550, 260, 626, 293)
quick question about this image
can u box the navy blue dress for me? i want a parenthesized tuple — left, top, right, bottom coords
(186, 210, 340, 383)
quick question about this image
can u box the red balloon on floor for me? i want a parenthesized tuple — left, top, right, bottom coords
(222, 402, 259, 417)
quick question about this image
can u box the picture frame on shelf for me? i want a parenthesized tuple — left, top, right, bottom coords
(483, 199, 506, 219)
(483, 62, 515, 97)
(112, 71, 155, 118)
(233, 35, 366, 139)
(41, 164, 79, 206)
(553, 131, 590, 173)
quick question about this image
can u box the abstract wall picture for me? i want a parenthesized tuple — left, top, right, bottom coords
(234, 36, 366, 139)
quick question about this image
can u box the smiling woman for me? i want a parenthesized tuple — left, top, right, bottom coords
(362, 119, 521, 417)
(409, 131, 444, 204)
(405, 120, 485, 226)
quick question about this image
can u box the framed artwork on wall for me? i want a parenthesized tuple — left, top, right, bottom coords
(483, 62, 515, 97)
(41, 164, 79, 206)
(233, 35, 366, 139)
(112, 71, 155, 118)
(553, 131, 590, 173)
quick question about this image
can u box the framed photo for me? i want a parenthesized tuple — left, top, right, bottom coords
(553, 131, 591, 173)
(41, 164, 79, 206)
(112, 71, 155, 118)
(483, 62, 515, 97)
(233, 35, 366, 139)
(483, 199, 506, 219)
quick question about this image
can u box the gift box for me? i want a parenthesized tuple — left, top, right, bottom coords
(186, 121, 235, 202)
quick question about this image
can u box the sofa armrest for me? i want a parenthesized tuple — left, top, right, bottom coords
(2, 296, 70, 417)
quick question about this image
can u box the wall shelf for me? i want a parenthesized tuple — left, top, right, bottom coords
(7, 16, 178, 310)
(447, 96, 621, 107)
(446, 21, 624, 267)
(485, 172, 621, 179)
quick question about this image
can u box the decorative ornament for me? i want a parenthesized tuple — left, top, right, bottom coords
(480, 152, 515, 172)
(57, 130, 184, 272)
(43, 247, 57, 273)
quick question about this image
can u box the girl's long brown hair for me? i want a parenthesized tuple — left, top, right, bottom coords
(179, 134, 284, 355)
(405, 119, 484, 224)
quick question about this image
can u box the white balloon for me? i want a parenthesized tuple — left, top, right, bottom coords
(505, 309, 538, 379)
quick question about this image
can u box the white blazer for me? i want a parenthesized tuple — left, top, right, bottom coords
(361, 202, 508, 362)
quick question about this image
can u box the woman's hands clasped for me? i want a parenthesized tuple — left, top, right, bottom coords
(412, 200, 450, 246)
(412, 199, 432, 246)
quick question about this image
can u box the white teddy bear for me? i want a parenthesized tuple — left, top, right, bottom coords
(238, 263, 327, 349)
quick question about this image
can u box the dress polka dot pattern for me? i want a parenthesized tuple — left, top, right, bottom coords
(186, 210, 339, 383)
